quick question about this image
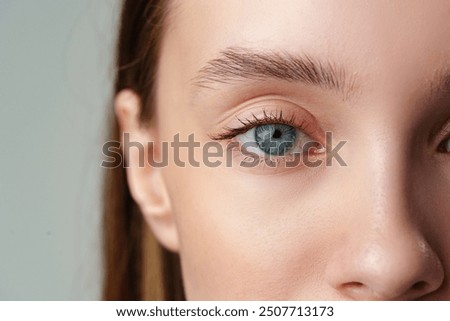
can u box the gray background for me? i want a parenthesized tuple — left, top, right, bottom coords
(0, 0, 120, 300)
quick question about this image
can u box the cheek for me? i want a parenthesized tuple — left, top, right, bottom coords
(162, 161, 341, 299)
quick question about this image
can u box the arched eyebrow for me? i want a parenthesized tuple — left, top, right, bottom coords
(191, 46, 358, 99)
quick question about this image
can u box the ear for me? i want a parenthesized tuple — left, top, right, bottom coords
(114, 89, 179, 252)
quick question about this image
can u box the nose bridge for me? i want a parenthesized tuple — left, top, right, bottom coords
(362, 122, 412, 222)
(358, 121, 427, 272)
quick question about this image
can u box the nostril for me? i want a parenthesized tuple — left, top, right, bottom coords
(339, 281, 368, 299)
(343, 281, 364, 288)
(411, 281, 427, 292)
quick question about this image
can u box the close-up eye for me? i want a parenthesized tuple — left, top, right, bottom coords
(236, 123, 320, 157)
(209, 108, 326, 164)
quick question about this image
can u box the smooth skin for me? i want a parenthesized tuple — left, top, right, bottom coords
(115, 0, 450, 300)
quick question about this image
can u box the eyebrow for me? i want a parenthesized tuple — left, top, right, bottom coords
(192, 47, 357, 99)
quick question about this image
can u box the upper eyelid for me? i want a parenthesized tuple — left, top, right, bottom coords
(236, 110, 298, 129)
(433, 119, 450, 145)
(210, 113, 298, 140)
(436, 127, 450, 153)
(209, 109, 312, 141)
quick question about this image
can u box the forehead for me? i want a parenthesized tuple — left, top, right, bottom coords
(163, 0, 450, 87)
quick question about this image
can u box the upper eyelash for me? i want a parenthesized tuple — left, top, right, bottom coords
(209, 109, 308, 141)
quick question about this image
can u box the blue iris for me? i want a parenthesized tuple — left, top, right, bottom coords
(255, 124, 297, 155)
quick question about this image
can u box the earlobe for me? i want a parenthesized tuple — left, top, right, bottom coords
(114, 89, 179, 252)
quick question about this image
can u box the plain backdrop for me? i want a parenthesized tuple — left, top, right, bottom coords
(0, 0, 120, 299)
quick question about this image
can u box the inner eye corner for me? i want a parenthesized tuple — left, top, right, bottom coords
(436, 135, 450, 153)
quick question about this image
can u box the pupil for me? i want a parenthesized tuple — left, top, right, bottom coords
(273, 129, 282, 139)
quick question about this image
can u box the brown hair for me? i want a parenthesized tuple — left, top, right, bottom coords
(102, 0, 185, 300)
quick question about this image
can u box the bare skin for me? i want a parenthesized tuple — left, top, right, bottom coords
(116, 0, 450, 300)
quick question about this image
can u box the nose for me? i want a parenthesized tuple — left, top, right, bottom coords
(325, 134, 444, 300)
(326, 226, 444, 300)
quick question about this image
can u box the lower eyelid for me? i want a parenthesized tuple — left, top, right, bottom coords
(227, 142, 325, 173)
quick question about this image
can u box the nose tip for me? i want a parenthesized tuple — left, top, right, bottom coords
(327, 237, 444, 300)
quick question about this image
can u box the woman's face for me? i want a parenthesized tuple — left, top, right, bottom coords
(125, 0, 450, 299)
